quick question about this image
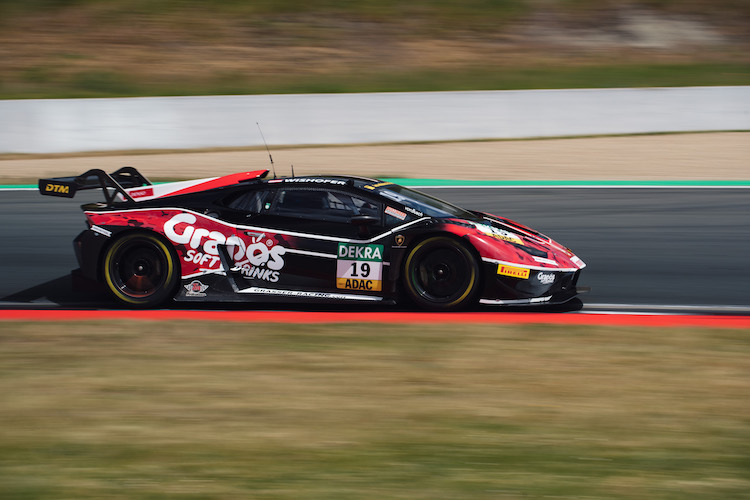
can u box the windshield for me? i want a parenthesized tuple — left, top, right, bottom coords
(376, 184, 477, 219)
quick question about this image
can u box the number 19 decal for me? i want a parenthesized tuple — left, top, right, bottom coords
(349, 262, 371, 278)
(336, 243, 383, 291)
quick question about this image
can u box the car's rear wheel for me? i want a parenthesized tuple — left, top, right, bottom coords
(402, 236, 480, 310)
(103, 232, 179, 307)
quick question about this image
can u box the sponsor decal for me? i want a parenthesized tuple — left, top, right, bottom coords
(45, 183, 70, 194)
(475, 224, 524, 246)
(537, 272, 555, 285)
(533, 256, 558, 266)
(364, 181, 392, 190)
(394, 235, 405, 246)
(283, 178, 346, 185)
(91, 225, 112, 237)
(185, 280, 209, 297)
(130, 187, 154, 198)
(480, 295, 552, 305)
(385, 206, 407, 220)
(163, 213, 286, 282)
(236, 234, 286, 283)
(337, 243, 383, 261)
(336, 243, 384, 291)
(239, 287, 382, 301)
(403, 206, 423, 217)
(497, 264, 530, 280)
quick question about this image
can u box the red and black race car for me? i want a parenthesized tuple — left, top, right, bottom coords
(39, 167, 586, 310)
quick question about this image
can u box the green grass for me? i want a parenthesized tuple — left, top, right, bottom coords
(0, 321, 748, 498)
(0, 0, 749, 99)
(1, 0, 747, 25)
(2, 62, 749, 100)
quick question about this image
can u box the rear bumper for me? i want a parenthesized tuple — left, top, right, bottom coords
(73, 229, 109, 282)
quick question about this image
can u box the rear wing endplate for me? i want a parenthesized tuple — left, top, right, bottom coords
(38, 167, 151, 206)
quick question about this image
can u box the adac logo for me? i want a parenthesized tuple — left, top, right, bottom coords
(185, 280, 209, 297)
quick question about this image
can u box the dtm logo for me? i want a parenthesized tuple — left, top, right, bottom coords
(45, 183, 70, 194)
(164, 213, 286, 282)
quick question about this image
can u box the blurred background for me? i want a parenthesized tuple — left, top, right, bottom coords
(1, 0, 748, 99)
(1, 3, 749, 499)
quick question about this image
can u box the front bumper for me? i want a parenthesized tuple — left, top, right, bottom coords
(479, 261, 583, 305)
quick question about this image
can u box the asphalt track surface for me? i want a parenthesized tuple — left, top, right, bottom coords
(1, 188, 749, 313)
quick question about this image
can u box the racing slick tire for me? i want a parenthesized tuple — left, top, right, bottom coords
(103, 232, 179, 308)
(402, 235, 480, 311)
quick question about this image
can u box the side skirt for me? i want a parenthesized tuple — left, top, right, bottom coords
(173, 245, 390, 304)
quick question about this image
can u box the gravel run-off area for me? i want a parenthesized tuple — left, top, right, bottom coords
(1, 132, 747, 183)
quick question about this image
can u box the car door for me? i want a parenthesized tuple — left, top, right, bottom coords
(228, 186, 387, 295)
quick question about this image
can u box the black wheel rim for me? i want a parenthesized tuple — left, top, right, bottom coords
(411, 245, 473, 303)
(111, 241, 168, 298)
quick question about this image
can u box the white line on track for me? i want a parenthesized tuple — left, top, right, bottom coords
(582, 303, 750, 315)
(580, 310, 683, 316)
(3, 185, 750, 192)
(416, 185, 750, 189)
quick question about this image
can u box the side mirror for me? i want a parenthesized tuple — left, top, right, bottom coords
(350, 215, 379, 226)
(350, 215, 379, 237)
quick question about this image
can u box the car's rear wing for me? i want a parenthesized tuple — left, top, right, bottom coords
(38, 167, 151, 206)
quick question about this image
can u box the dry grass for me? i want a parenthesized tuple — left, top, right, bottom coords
(1, 321, 748, 498)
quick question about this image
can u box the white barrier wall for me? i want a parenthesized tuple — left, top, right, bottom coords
(1, 86, 748, 154)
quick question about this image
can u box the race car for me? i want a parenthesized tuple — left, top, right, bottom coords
(39, 167, 587, 310)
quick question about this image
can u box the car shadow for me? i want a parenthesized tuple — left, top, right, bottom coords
(0, 274, 116, 308)
(0, 273, 584, 314)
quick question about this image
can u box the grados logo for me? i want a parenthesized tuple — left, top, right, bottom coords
(238, 232, 286, 282)
(163, 214, 285, 281)
(537, 272, 555, 285)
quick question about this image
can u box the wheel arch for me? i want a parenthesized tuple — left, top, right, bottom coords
(100, 228, 181, 307)
(96, 227, 178, 282)
(398, 231, 483, 310)
(397, 231, 482, 281)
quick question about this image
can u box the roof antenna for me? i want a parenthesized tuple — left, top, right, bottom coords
(256, 122, 276, 179)
(291, 164, 295, 178)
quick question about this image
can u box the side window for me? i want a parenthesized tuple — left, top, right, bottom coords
(351, 195, 380, 218)
(223, 190, 269, 214)
(274, 190, 329, 217)
(272, 189, 381, 223)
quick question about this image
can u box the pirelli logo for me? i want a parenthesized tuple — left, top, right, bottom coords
(497, 264, 530, 279)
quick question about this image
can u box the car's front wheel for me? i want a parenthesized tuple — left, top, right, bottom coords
(402, 236, 480, 310)
(103, 232, 179, 307)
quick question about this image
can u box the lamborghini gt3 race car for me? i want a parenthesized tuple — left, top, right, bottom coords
(39, 167, 586, 310)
